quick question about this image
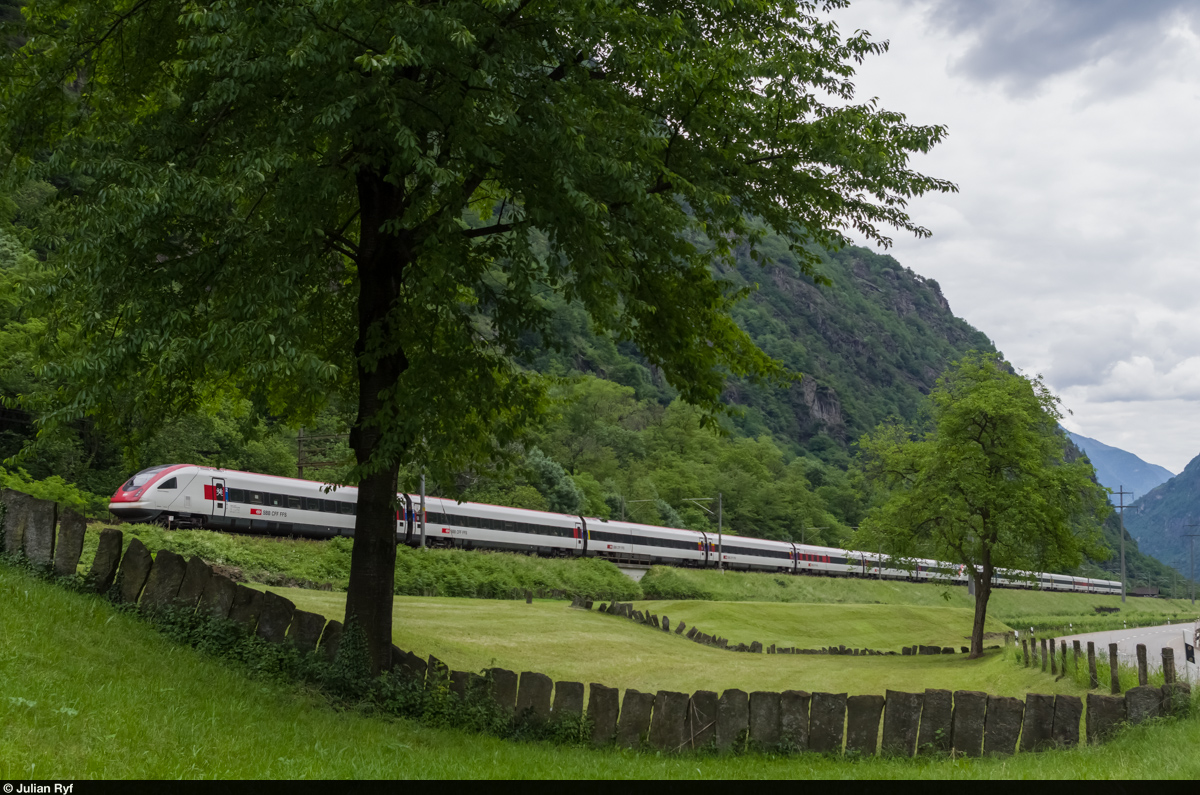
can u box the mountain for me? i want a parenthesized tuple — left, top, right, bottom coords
(1066, 432, 1175, 503)
(526, 236, 995, 465)
(1124, 453, 1200, 580)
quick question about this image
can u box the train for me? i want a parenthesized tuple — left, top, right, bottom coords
(108, 463, 1124, 595)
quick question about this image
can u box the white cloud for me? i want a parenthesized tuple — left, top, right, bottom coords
(829, 0, 1200, 472)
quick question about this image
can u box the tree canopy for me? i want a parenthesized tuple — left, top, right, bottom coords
(856, 352, 1110, 657)
(1, 0, 956, 671)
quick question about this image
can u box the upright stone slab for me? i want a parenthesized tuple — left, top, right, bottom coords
(661, 616, 670, 633)
(1049, 638, 1057, 675)
(881, 690, 922, 757)
(1073, 639, 1082, 673)
(1019, 693, 1055, 752)
(1162, 648, 1177, 684)
(1051, 695, 1082, 747)
(982, 695, 1023, 756)
(86, 528, 123, 593)
(587, 683, 620, 746)
(391, 650, 426, 683)
(649, 690, 688, 752)
(1163, 682, 1192, 716)
(228, 584, 264, 630)
(1, 489, 31, 557)
(552, 681, 585, 719)
(516, 671, 553, 723)
(318, 620, 343, 662)
(20, 497, 56, 569)
(845, 694, 884, 756)
(748, 691, 781, 748)
(488, 668, 519, 714)
(174, 556, 213, 609)
(197, 572, 237, 619)
(1060, 640, 1068, 675)
(288, 610, 327, 654)
(716, 688, 749, 753)
(1136, 644, 1148, 686)
(950, 690, 987, 757)
(1088, 642, 1098, 689)
(1125, 685, 1163, 725)
(675, 621, 685, 635)
(616, 690, 655, 749)
(1041, 638, 1048, 672)
(425, 655, 448, 685)
(53, 508, 87, 577)
(1109, 643, 1120, 694)
(780, 690, 811, 752)
(255, 590, 295, 643)
(917, 689, 952, 753)
(1086, 693, 1125, 743)
(139, 549, 188, 613)
(687, 690, 718, 750)
(1022, 639, 1029, 666)
(450, 671, 472, 700)
(809, 692, 848, 754)
(116, 537, 153, 604)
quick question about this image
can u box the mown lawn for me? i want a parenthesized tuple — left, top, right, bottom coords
(77, 524, 1200, 637)
(2, 564, 1199, 779)
(259, 585, 1085, 699)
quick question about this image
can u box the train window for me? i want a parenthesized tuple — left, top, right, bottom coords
(228, 489, 244, 503)
(339, 502, 355, 515)
(270, 493, 283, 507)
(249, 491, 263, 505)
(288, 496, 302, 509)
(123, 465, 171, 490)
(157, 478, 177, 490)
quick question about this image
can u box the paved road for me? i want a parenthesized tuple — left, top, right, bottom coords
(1037, 621, 1200, 681)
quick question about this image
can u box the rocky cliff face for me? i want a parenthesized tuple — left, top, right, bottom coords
(718, 241, 994, 451)
(524, 236, 994, 458)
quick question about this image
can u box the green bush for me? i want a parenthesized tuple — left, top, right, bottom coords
(0, 469, 110, 516)
(79, 524, 642, 601)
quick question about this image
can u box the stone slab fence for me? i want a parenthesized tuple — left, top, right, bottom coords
(2, 489, 1191, 757)
(592, 599, 980, 658)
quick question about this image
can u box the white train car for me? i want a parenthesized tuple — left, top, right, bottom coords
(108, 463, 1126, 595)
(109, 464, 379, 538)
(415, 496, 583, 556)
(574, 518, 713, 566)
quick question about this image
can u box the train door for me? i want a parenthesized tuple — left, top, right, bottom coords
(699, 532, 710, 568)
(211, 477, 227, 517)
(574, 519, 585, 555)
(790, 543, 799, 574)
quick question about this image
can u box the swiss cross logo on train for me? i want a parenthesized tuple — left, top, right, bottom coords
(251, 508, 262, 515)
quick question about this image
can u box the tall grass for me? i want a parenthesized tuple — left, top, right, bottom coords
(79, 524, 641, 600)
(4, 561, 1200, 779)
(1003, 638, 1193, 699)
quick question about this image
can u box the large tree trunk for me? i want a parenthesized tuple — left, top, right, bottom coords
(969, 552, 993, 659)
(344, 169, 409, 675)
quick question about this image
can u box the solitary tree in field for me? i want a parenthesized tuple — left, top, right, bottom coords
(857, 353, 1110, 658)
(0, 0, 956, 671)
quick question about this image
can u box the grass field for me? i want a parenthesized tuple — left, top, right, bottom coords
(259, 585, 1084, 699)
(74, 523, 1200, 640)
(640, 566, 1200, 633)
(2, 563, 1199, 779)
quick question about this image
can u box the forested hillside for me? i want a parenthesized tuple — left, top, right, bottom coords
(1123, 453, 1200, 584)
(0, 175, 1178, 580)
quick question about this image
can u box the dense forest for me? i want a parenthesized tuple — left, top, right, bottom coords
(0, 172, 1183, 582)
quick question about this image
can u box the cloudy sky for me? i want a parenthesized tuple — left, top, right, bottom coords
(826, 0, 1200, 475)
